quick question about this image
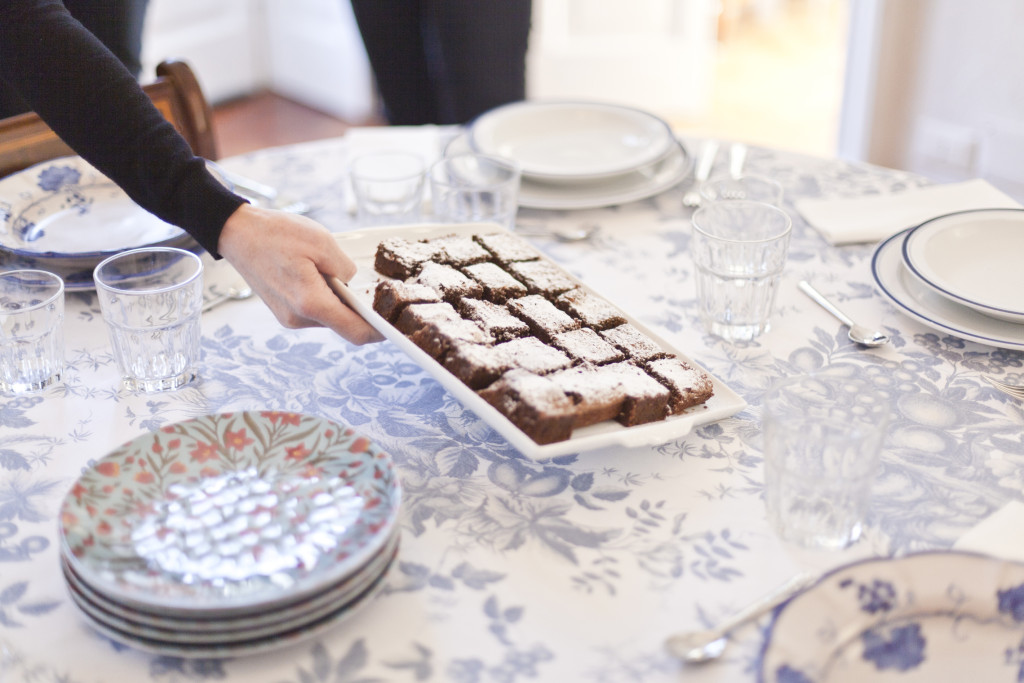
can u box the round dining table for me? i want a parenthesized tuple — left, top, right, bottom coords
(2, 128, 1022, 683)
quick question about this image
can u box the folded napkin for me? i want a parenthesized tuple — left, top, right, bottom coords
(953, 500, 1024, 562)
(342, 125, 443, 213)
(794, 178, 1022, 245)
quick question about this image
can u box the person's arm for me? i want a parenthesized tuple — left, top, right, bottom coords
(0, 0, 382, 345)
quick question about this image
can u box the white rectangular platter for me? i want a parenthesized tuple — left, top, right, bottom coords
(330, 222, 746, 460)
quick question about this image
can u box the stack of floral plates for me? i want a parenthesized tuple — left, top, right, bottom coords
(58, 411, 402, 658)
(463, 101, 693, 210)
(872, 208, 1024, 350)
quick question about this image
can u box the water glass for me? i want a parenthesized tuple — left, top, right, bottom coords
(691, 200, 792, 341)
(699, 173, 784, 206)
(93, 247, 203, 393)
(0, 270, 64, 394)
(350, 151, 426, 225)
(430, 153, 521, 229)
(762, 370, 892, 550)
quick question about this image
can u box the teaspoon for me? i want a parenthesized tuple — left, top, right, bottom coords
(202, 283, 253, 312)
(798, 280, 890, 347)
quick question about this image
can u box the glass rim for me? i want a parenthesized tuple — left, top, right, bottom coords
(0, 268, 65, 312)
(93, 246, 203, 295)
(691, 199, 792, 244)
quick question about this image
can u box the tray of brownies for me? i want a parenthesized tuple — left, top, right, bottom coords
(330, 223, 746, 459)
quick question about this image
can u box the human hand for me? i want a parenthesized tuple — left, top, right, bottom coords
(216, 204, 384, 345)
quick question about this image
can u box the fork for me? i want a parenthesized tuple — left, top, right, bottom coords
(682, 139, 720, 208)
(983, 375, 1024, 400)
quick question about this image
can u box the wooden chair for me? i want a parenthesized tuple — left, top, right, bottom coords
(0, 59, 218, 178)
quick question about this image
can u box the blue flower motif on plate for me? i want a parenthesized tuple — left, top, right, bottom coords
(861, 623, 926, 671)
(998, 584, 1024, 622)
(36, 164, 81, 192)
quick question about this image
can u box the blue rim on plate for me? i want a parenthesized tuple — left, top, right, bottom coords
(758, 550, 1024, 683)
(900, 208, 1024, 324)
(871, 227, 1024, 350)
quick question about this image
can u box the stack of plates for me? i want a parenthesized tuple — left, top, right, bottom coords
(462, 101, 693, 210)
(872, 208, 1024, 349)
(58, 412, 402, 658)
(0, 156, 200, 291)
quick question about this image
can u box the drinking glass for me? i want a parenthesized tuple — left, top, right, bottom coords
(691, 200, 792, 341)
(93, 247, 203, 393)
(430, 153, 521, 229)
(762, 370, 892, 549)
(0, 269, 64, 394)
(350, 151, 426, 225)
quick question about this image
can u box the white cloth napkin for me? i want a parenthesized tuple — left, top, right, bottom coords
(953, 500, 1024, 562)
(794, 178, 1022, 245)
(341, 125, 443, 213)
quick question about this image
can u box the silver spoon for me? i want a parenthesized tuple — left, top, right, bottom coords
(202, 282, 253, 312)
(799, 280, 890, 347)
(514, 223, 599, 243)
(664, 572, 816, 663)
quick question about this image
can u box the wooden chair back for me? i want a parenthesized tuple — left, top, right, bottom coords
(0, 59, 218, 178)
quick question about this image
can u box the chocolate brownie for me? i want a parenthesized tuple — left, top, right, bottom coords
(459, 298, 530, 342)
(551, 327, 625, 365)
(372, 279, 442, 323)
(507, 260, 578, 298)
(414, 261, 484, 304)
(473, 232, 542, 264)
(443, 341, 512, 389)
(409, 316, 492, 360)
(462, 261, 529, 303)
(645, 358, 714, 414)
(603, 361, 671, 426)
(374, 237, 441, 279)
(428, 234, 491, 267)
(495, 337, 572, 375)
(507, 295, 580, 342)
(550, 365, 626, 429)
(555, 289, 627, 331)
(600, 324, 670, 364)
(394, 302, 461, 336)
(478, 369, 575, 444)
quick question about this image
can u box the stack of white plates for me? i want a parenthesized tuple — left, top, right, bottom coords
(461, 101, 693, 210)
(58, 412, 402, 658)
(871, 208, 1024, 349)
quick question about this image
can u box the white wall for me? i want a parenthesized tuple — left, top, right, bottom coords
(841, 0, 1024, 200)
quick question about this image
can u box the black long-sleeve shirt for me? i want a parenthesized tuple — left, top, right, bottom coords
(0, 0, 244, 255)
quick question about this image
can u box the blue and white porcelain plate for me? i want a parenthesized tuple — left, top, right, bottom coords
(0, 156, 197, 290)
(759, 551, 1024, 683)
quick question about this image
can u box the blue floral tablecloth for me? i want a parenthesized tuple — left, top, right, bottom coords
(2, 132, 1022, 683)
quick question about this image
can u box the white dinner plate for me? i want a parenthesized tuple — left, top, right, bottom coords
(760, 551, 1024, 683)
(59, 411, 401, 616)
(901, 208, 1024, 323)
(468, 101, 675, 182)
(0, 156, 198, 290)
(446, 133, 693, 210)
(872, 228, 1024, 350)
(329, 222, 746, 460)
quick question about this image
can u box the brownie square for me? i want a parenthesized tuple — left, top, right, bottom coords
(646, 358, 714, 414)
(600, 324, 670, 364)
(462, 262, 529, 303)
(414, 261, 484, 304)
(459, 298, 530, 342)
(496, 337, 572, 375)
(555, 289, 627, 331)
(478, 369, 575, 444)
(551, 328, 625, 366)
(507, 260, 578, 298)
(507, 294, 580, 343)
(372, 279, 442, 323)
(427, 234, 491, 267)
(442, 341, 513, 389)
(394, 302, 461, 335)
(409, 316, 491, 360)
(550, 365, 626, 429)
(603, 362, 671, 426)
(473, 232, 542, 264)
(374, 237, 441, 279)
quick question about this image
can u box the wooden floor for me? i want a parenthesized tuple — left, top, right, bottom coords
(211, 91, 381, 159)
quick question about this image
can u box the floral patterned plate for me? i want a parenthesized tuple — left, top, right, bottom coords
(59, 411, 401, 616)
(759, 551, 1024, 683)
(0, 156, 198, 290)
